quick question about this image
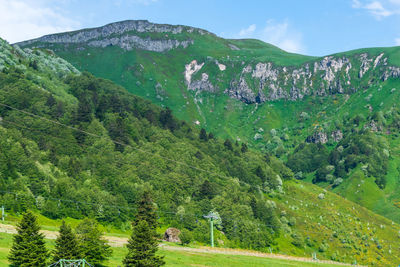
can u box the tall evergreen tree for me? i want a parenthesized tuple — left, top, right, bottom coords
(123, 191, 165, 267)
(199, 128, 208, 141)
(76, 218, 112, 266)
(52, 221, 81, 262)
(123, 220, 165, 267)
(134, 190, 158, 229)
(8, 211, 49, 267)
(224, 139, 233, 150)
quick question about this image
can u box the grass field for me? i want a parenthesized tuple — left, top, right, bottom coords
(0, 232, 347, 267)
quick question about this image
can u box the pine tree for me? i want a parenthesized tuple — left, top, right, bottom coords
(241, 143, 248, 153)
(76, 218, 112, 266)
(8, 211, 49, 267)
(199, 128, 208, 141)
(53, 221, 81, 262)
(199, 180, 214, 199)
(123, 220, 165, 267)
(224, 139, 233, 150)
(134, 190, 157, 229)
(123, 190, 165, 267)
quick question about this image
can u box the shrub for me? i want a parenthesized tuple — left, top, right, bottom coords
(180, 229, 193, 246)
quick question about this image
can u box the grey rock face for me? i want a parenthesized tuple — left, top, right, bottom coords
(306, 131, 328, 144)
(225, 78, 255, 103)
(359, 53, 372, 78)
(225, 56, 354, 103)
(87, 35, 193, 52)
(184, 60, 216, 92)
(228, 44, 240, 50)
(16, 20, 200, 52)
(364, 120, 382, 132)
(189, 73, 216, 92)
(381, 66, 400, 81)
(331, 130, 343, 142)
(224, 53, 399, 103)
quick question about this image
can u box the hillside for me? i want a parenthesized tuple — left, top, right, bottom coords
(16, 20, 400, 231)
(1, 35, 400, 265)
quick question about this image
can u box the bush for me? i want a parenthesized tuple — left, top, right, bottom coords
(291, 233, 304, 248)
(319, 242, 329, 252)
(180, 229, 193, 245)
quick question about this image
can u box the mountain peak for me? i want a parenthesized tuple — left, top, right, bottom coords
(15, 20, 211, 52)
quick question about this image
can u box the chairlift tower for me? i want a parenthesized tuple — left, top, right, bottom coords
(203, 212, 219, 248)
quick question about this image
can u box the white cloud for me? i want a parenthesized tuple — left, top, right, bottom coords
(352, 0, 362, 8)
(234, 20, 304, 54)
(0, 0, 80, 43)
(239, 24, 256, 37)
(352, 0, 400, 19)
(395, 38, 400, 45)
(364, 1, 392, 18)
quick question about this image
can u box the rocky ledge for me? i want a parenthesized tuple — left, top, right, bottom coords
(16, 20, 203, 52)
(184, 52, 400, 103)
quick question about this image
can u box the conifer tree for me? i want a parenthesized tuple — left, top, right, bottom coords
(53, 221, 81, 262)
(134, 190, 158, 229)
(123, 190, 165, 267)
(199, 128, 208, 141)
(8, 211, 49, 267)
(76, 218, 112, 266)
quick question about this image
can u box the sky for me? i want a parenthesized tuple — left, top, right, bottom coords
(0, 0, 399, 56)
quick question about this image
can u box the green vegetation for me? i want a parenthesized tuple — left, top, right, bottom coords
(19, 21, 400, 228)
(0, 232, 345, 267)
(75, 219, 112, 266)
(8, 211, 48, 266)
(52, 221, 81, 262)
(0, 37, 285, 253)
(123, 191, 165, 266)
(3, 19, 400, 266)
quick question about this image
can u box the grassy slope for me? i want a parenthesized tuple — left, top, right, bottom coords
(280, 181, 400, 266)
(1, 179, 400, 266)
(0, 232, 342, 267)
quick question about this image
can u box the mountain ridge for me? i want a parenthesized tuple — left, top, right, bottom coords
(16, 20, 400, 105)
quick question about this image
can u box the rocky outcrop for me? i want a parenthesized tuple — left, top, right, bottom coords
(359, 53, 372, 78)
(164, 227, 181, 243)
(185, 60, 216, 92)
(240, 56, 353, 102)
(189, 73, 215, 92)
(216, 61, 226, 71)
(331, 130, 343, 142)
(228, 44, 240, 50)
(225, 76, 267, 104)
(306, 131, 328, 144)
(222, 53, 399, 103)
(364, 120, 382, 132)
(381, 66, 400, 81)
(16, 20, 199, 52)
(87, 35, 193, 52)
(185, 60, 204, 85)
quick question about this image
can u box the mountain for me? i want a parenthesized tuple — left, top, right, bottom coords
(16, 20, 400, 227)
(2, 35, 400, 265)
(3, 35, 400, 266)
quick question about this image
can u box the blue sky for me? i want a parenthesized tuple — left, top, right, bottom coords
(0, 0, 399, 56)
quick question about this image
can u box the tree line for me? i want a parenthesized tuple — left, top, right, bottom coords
(8, 191, 164, 267)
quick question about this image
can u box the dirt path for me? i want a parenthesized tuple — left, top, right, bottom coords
(0, 223, 361, 266)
